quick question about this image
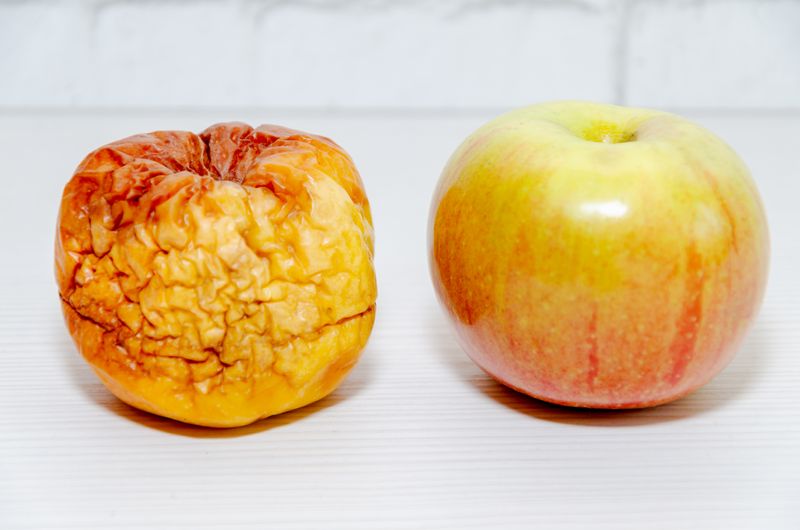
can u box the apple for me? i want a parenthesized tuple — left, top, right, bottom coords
(429, 101, 769, 408)
(56, 122, 376, 427)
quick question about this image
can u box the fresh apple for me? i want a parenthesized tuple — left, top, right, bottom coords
(429, 101, 769, 408)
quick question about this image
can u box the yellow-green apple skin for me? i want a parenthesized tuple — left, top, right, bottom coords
(429, 101, 769, 408)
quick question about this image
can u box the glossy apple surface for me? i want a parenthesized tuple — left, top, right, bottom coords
(429, 101, 769, 408)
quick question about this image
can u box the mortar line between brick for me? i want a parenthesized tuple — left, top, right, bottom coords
(613, 0, 633, 105)
(3, 106, 800, 118)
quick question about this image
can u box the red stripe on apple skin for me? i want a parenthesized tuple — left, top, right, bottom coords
(668, 244, 704, 385)
(702, 170, 739, 253)
(587, 307, 599, 389)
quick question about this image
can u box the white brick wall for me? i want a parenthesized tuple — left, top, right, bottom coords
(1, 0, 798, 110)
(627, 0, 800, 109)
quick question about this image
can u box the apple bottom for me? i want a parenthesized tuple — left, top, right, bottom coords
(453, 328, 743, 410)
(62, 300, 375, 427)
(478, 363, 703, 409)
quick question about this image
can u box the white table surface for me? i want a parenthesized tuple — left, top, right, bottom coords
(0, 109, 798, 529)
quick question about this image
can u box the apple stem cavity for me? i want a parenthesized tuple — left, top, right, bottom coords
(584, 121, 635, 144)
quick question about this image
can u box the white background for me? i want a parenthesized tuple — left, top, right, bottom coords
(1, 0, 800, 110)
(1, 1, 799, 529)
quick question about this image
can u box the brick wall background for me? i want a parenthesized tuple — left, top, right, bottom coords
(1, 0, 798, 110)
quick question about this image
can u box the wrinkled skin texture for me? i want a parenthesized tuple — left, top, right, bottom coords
(56, 123, 376, 427)
(430, 101, 769, 408)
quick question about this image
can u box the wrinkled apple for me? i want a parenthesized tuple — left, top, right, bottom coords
(56, 123, 376, 427)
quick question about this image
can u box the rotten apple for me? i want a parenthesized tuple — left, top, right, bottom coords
(56, 123, 376, 427)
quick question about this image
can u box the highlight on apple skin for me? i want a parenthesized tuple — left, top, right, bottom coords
(429, 101, 769, 409)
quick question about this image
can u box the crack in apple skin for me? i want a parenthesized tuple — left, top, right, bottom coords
(430, 101, 769, 408)
(55, 123, 377, 427)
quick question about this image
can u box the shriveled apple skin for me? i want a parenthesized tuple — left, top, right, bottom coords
(430, 102, 769, 408)
(56, 123, 376, 427)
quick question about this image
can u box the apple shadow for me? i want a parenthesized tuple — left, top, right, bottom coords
(426, 303, 771, 427)
(59, 325, 375, 438)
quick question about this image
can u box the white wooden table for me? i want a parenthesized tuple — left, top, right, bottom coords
(1, 109, 798, 529)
